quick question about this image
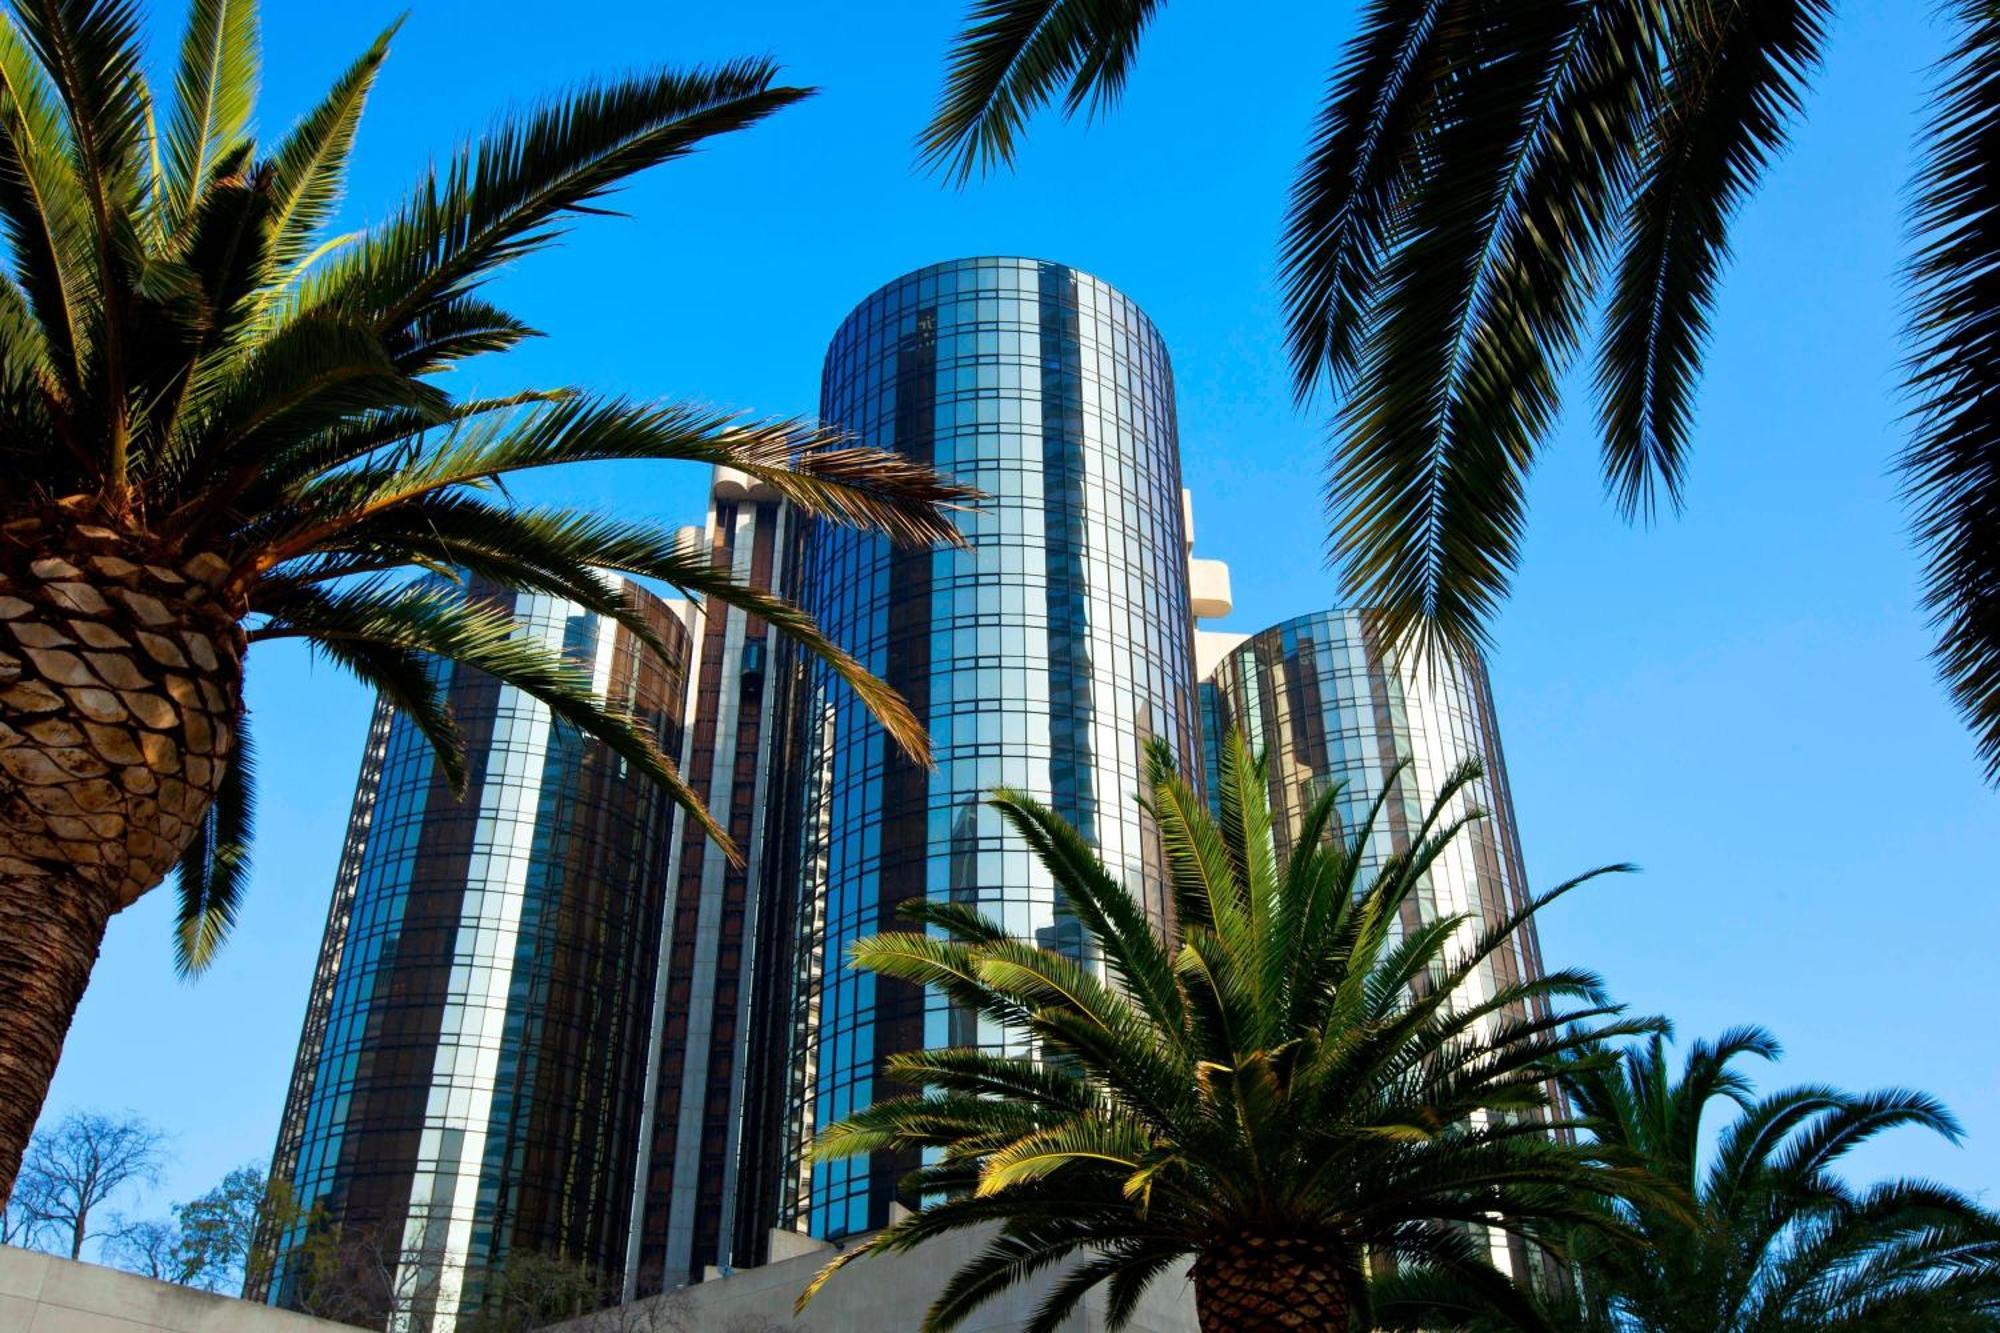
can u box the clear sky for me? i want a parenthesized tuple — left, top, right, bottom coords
(39, 0, 1998, 1230)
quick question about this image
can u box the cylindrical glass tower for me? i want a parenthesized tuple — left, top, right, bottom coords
(258, 579, 692, 1328)
(1203, 610, 1545, 1002)
(1201, 609, 1550, 1279)
(773, 258, 1200, 1241)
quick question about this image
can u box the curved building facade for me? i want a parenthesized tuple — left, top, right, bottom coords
(1204, 610, 1545, 1000)
(771, 258, 1201, 1241)
(259, 579, 692, 1327)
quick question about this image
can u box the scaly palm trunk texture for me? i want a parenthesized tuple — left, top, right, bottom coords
(0, 508, 243, 1201)
(1192, 1233, 1352, 1331)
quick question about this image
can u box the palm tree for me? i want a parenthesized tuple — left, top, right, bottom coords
(1532, 1028, 2000, 1332)
(797, 733, 1656, 1332)
(921, 1, 2000, 785)
(0, 0, 974, 1204)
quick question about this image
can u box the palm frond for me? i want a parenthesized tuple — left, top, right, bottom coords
(989, 783, 1184, 1031)
(171, 702, 253, 975)
(1904, 0, 2000, 785)
(159, 0, 257, 237)
(269, 499, 936, 765)
(14, 0, 150, 492)
(1278, 0, 1455, 400)
(261, 396, 975, 554)
(1326, 0, 1662, 664)
(1566, 1028, 1993, 1330)
(1597, 0, 1832, 519)
(308, 60, 810, 339)
(260, 19, 397, 274)
(0, 15, 94, 408)
(919, 0, 1163, 185)
(162, 311, 436, 507)
(249, 578, 734, 859)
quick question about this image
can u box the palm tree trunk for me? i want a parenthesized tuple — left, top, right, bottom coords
(1192, 1233, 1352, 1331)
(0, 868, 114, 1206)
(0, 509, 245, 1200)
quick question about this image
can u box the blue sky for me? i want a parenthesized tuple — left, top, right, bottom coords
(39, 0, 1999, 1229)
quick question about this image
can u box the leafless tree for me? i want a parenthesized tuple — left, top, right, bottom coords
(105, 1217, 184, 1280)
(14, 1111, 166, 1260)
(1, 1185, 43, 1247)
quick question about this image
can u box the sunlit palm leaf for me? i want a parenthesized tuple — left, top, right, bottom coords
(306, 60, 811, 340)
(259, 19, 395, 274)
(804, 732, 1640, 1330)
(0, 15, 94, 399)
(160, 0, 258, 237)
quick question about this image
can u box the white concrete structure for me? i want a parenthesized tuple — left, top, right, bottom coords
(0, 1233, 1201, 1333)
(558, 1227, 1201, 1333)
(0, 1247, 355, 1333)
(1183, 490, 1247, 678)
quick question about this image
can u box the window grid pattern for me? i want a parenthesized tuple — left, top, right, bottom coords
(779, 258, 1200, 1241)
(1205, 611, 1545, 1007)
(261, 580, 690, 1329)
(632, 496, 789, 1293)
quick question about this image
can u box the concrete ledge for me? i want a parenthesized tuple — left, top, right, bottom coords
(0, 1246, 356, 1333)
(558, 1227, 1199, 1333)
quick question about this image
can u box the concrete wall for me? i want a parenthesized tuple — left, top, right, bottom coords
(1, 1230, 1205, 1333)
(555, 1228, 1202, 1333)
(0, 1246, 356, 1333)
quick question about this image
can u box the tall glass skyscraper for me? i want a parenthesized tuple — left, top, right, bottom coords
(764, 258, 1201, 1242)
(258, 579, 692, 1327)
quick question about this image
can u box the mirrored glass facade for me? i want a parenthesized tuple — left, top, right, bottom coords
(627, 481, 795, 1295)
(1204, 610, 1544, 1005)
(258, 579, 691, 1329)
(771, 258, 1201, 1241)
(1202, 609, 1550, 1279)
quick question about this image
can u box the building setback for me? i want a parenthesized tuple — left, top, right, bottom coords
(255, 580, 692, 1327)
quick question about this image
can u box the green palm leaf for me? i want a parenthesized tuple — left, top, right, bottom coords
(918, 0, 1165, 185)
(804, 730, 1638, 1331)
(306, 60, 811, 340)
(171, 702, 253, 975)
(1540, 1030, 2000, 1332)
(159, 0, 257, 237)
(925, 0, 2000, 788)
(258, 20, 395, 274)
